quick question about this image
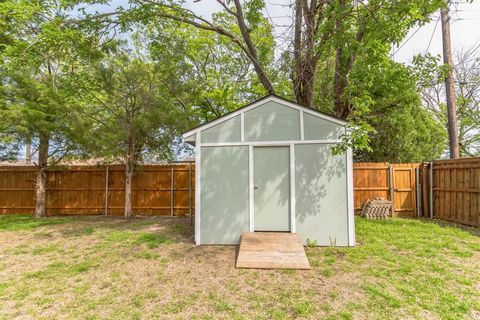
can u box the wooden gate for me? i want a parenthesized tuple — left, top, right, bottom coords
(353, 163, 420, 217)
(392, 164, 418, 217)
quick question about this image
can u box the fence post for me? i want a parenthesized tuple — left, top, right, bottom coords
(388, 163, 394, 215)
(415, 167, 421, 218)
(429, 162, 434, 219)
(170, 166, 174, 217)
(104, 165, 109, 216)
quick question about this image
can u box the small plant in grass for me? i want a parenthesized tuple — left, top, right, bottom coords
(328, 291, 338, 300)
(268, 308, 289, 320)
(321, 268, 334, 277)
(163, 300, 187, 314)
(25, 263, 65, 280)
(293, 300, 315, 317)
(170, 223, 187, 233)
(137, 251, 159, 260)
(82, 226, 95, 235)
(306, 238, 317, 248)
(32, 244, 60, 255)
(70, 259, 98, 274)
(0, 282, 9, 296)
(105, 230, 134, 242)
(12, 244, 29, 253)
(325, 311, 354, 320)
(215, 300, 234, 312)
(136, 232, 174, 248)
(319, 303, 332, 312)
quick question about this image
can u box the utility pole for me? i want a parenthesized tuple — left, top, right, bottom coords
(441, 3, 460, 158)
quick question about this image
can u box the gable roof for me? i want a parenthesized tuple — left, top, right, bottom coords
(182, 94, 347, 139)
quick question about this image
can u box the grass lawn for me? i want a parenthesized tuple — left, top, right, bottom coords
(0, 215, 479, 320)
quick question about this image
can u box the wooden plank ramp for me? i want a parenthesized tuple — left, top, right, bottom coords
(236, 232, 311, 269)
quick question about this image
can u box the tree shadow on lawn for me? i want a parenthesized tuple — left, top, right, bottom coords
(417, 218, 480, 237)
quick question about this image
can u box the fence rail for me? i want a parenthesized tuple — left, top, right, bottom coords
(1, 158, 479, 228)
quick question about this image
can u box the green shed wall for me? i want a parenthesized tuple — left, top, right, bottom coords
(294, 144, 349, 245)
(200, 146, 249, 244)
(303, 112, 345, 140)
(202, 115, 241, 143)
(244, 101, 300, 141)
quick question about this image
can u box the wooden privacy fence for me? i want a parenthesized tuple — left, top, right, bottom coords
(354, 159, 480, 225)
(1, 159, 479, 227)
(430, 157, 480, 227)
(353, 163, 422, 217)
(0, 163, 195, 216)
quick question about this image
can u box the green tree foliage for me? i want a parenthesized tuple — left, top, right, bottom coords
(135, 0, 444, 153)
(69, 46, 188, 217)
(142, 11, 289, 123)
(413, 51, 480, 157)
(349, 56, 447, 162)
(0, 0, 102, 217)
(56, 0, 448, 156)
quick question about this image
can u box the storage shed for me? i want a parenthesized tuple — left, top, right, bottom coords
(183, 95, 354, 246)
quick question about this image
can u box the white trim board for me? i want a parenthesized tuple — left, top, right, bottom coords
(194, 132, 201, 245)
(248, 145, 254, 232)
(289, 144, 296, 233)
(200, 140, 342, 147)
(240, 113, 245, 142)
(346, 148, 355, 246)
(299, 110, 304, 141)
(183, 96, 346, 139)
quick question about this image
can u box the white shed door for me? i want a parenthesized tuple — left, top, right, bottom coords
(253, 146, 290, 231)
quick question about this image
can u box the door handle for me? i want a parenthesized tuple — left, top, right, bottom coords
(254, 186, 258, 190)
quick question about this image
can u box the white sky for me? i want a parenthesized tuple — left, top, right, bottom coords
(392, 1, 480, 63)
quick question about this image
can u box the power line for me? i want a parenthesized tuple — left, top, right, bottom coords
(391, 25, 422, 57)
(469, 41, 480, 57)
(425, 16, 440, 54)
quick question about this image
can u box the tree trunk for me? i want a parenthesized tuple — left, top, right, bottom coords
(292, 0, 318, 108)
(232, 0, 275, 95)
(124, 158, 133, 219)
(333, 48, 350, 119)
(124, 111, 135, 219)
(25, 139, 32, 165)
(34, 133, 49, 218)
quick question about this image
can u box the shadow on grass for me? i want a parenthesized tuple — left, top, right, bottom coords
(418, 218, 480, 237)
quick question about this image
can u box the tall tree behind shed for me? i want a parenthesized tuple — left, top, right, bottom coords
(71, 49, 186, 218)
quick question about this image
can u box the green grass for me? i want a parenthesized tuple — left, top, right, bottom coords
(293, 300, 315, 317)
(0, 215, 479, 319)
(0, 214, 66, 231)
(135, 232, 174, 248)
(307, 218, 480, 319)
